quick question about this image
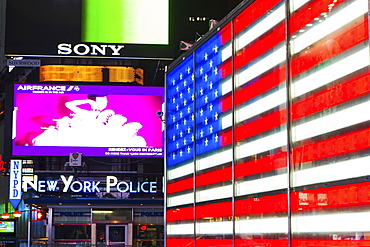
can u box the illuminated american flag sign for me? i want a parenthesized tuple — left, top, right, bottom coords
(165, 0, 370, 246)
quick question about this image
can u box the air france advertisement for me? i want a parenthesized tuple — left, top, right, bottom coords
(12, 84, 164, 157)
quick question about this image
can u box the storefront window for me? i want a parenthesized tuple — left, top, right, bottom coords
(92, 208, 132, 222)
(96, 224, 106, 244)
(134, 208, 164, 246)
(54, 225, 91, 240)
(134, 225, 164, 247)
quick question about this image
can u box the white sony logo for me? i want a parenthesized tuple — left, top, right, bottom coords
(57, 43, 125, 56)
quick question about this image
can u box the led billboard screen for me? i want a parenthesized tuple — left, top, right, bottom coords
(5, 0, 170, 59)
(12, 84, 164, 157)
(0, 221, 15, 233)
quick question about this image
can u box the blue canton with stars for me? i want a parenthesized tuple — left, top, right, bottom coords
(166, 32, 228, 167)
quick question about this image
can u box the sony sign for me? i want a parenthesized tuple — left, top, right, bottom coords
(57, 43, 125, 56)
(22, 175, 158, 194)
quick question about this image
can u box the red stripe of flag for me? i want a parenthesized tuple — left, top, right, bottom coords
(234, 66, 286, 106)
(167, 177, 193, 194)
(292, 72, 370, 120)
(291, 181, 370, 211)
(236, 239, 370, 247)
(222, 66, 286, 112)
(292, 240, 370, 247)
(220, 59, 232, 79)
(292, 127, 370, 165)
(235, 109, 287, 142)
(166, 238, 194, 247)
(220, 129, 233, 147)
(291, 18, 368, 77)
(235, 193, 288, 215)
(220, 22, 232, 44)
(196, 239, 233, 247)
(235, 151, 287, 179)
(235, 23, 286, 70)
(167, 168, 232, 198)
(234, 0, 282, 34)
(196, 201, 232, 219)
(235, 239, 288, 247)
(167, 202, 232, 222)
(289, 0, 347, 34)
(167, 206, 194, 222)
(196, 166, 232, 187)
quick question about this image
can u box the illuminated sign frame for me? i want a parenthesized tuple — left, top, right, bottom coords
(5, 0, 172, 59)
(22, 175, 158, 194)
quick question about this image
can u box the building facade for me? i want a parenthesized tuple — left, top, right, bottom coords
(165, 0, 370, 246)
(2, 156, 164, 247)
(0, 63, 166, 246)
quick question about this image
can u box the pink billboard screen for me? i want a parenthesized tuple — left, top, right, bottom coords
(12, 84, 164, 157)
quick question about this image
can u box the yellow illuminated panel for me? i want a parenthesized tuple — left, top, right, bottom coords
(39, 65, 144, 85)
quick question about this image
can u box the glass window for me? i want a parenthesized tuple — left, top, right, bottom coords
(134, 225, 164, 247)
(92, 208, 132, 222)
(54, 225, 91, 240)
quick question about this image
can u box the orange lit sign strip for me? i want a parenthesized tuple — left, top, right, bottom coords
(39, 65, 144, 85)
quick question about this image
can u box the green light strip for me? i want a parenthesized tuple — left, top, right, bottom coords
(82, 0, 169, 45)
